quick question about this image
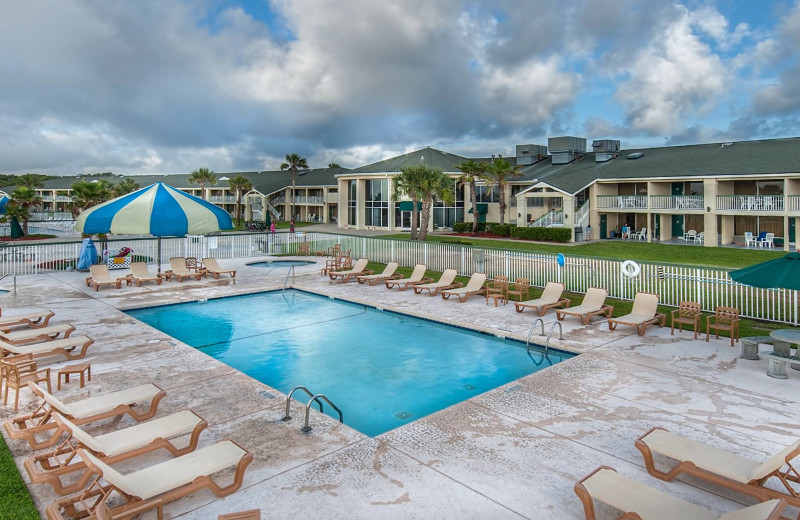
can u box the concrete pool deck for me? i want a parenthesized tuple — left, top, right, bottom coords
(2, 257, 800, 519)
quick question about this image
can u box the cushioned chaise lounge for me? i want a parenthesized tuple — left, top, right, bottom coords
(356, 262, 403, 285)
(607, 292, 666, 336)
(166, 257, 204, 281)
(329, 258, 371, 282)
(129, 262, 162, 286)
(636, 427, 800, 508)
(25, 411, 207, 495)
(86, 265, 124, 291)
(555, 287, 613, 324)
(413, 269, 462, 296)
(4, 382, 166, 450)
(441, 273, 487, 303)
(385, 264, 433, 291)
(46, 441, 253, 520)
(0, 309, 55, 331)
(0, 335, 94, 361)
(514, 282, 570, 316)
(0, 323, 75, 345)
(575, 465, 786, 520)
(202, 257, 237, 279)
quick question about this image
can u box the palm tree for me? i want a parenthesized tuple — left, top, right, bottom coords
(228, 174, 253, 227)
(69, 180, 112, 218)
(280, 154, 308, 222)
(112, 178, 140, 198)
(456, 160, 489, 233)
(486, 158, 523, 225)
(392, 166, 424, 240)
(188, 167, 217, 200)
(8, 187, 42, 234)
(328, 162, 342, 169)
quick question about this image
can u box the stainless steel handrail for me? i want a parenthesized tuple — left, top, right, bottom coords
(282, 265, 295, 293)
(283, 385, 322, 421)
(0, 273, 17, 295)
(302, 394, 343, 433)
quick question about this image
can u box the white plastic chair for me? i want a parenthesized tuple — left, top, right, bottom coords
(683, 230, 697, 242)
(694, 232, 704, 244)
(759, 232, 775, 248)
(744, 232, 755, 248)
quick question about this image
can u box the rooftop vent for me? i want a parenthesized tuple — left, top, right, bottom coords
(721, 142, 734, 147)
(548, 136, 586, 165)
(592, 140, 620, 162)
(627, 152, 645, 160)
(515, 144, 548, 165)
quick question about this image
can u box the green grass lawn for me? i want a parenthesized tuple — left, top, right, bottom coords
(378, 233, 784, 269)
(0, 436, 38, 519)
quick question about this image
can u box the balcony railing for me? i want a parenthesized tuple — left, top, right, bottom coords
(597, 195, 648, 210)
(789, 195, 800, 212)
(55, 196, 73, 202)
(716, 195, 784, 212)
(209, 196, 237, 203)
(293, 196, 324, 204)
(649, 195, 704, 211)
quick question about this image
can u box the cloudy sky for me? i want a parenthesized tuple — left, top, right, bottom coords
(1, 0, 799, 175)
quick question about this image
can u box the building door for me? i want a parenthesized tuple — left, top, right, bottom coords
(654, 214, 660, 238)
(672, 215, 684, 238)
(401, 211, 412, 229)
(671, 182, 683, 196)
(600, 215, 607, 239)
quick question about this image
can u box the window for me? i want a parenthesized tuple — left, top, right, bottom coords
(475, 185, 499, 203)
(347, 181, 357, 226)
(364, 179, 388, 227)
(527, 197, 544, 207)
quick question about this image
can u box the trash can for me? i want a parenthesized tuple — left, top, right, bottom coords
(574, 227, 583, 242)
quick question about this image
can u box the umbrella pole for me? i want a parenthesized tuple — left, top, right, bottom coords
(157, 237, 162, 274)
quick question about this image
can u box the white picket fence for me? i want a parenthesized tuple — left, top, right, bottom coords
(0, 232, 795, 324)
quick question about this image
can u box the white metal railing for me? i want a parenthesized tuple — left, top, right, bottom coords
(530, 210, 563, 227)
(574, 202, 590, 229)
(789, 195, 800, 212)
(56, 196, 73, 202)
(1, 232, 798, 324)
(597, 195, 648, 210)
(208, 196, 237, 203)
(649, 195, 704, 211)
(717, 195, 785, 212)
(293, 196, 324, 204)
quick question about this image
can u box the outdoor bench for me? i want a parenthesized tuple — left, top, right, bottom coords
(764, 351, 800, 379)
(740, 336, 773, 360)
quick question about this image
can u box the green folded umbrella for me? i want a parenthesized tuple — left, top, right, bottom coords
(729, 252, 800, 290)
(10, 216, 24, 240)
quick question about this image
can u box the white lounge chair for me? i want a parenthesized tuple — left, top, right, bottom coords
(0, 323, 75, 345)
(0, 335, 94, 360)
(47, 441, 253, 520)
(0, 309, 55, 331)
(25, 411, 207, 495)
(555, 288, 613, 324)
(166, 257, 203, 281)
(514, 282, 570, 316)
(441, 273, 487, 302)
(607, 292, 666, 336)
(385, 264, 433, 291)
(4, 382, 166, 450)
(86, 265, 124, 291)
(329, 258, 371, 282)
(202, 257, 237, 279)
(636, 427, 800, 508)
(575, 465, 785, 520)
(129, 262, 162, 286)
(356, 262, 402, 286)
(413, 269, 462, 296)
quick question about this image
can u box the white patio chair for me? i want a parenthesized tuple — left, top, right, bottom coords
(694, 232, 704, 244)
(759, 232, 775, 248)
(682, 230, 696, 242)
(744, 232, 756, 248)
(631, 227, 647, 241)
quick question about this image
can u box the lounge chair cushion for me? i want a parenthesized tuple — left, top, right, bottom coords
(1, 323, 74, 342)
(40, 383, 162, 419)
(59, 411, 203, 457)
(640, 428, 800, 483)
(0, 335, 91, 356)
(81, 441, 248, 499)
(0, 309, 54, 328)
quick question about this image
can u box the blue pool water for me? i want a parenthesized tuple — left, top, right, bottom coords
(126, 290, 573, 436)
(246, 260, 316, 268)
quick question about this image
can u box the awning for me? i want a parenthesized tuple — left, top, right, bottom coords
(468, 203, 488, 214)
(398, 201, 422, 211)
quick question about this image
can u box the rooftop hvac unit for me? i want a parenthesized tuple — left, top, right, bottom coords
(548, 136, 587, 155)
(591, 140, 620, 153)
(553, 153, 577, 165)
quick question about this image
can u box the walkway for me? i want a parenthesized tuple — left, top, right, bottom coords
(2, 258, 799, 519)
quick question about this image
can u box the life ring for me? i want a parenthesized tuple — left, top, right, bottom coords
(621, 260, 640, 278)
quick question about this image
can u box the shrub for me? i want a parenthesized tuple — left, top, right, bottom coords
(492, 224, 514, 237)
(452, 222, 471, 233)
(510, 227, 572, 242)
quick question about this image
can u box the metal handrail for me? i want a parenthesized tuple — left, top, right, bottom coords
(283, 386, 323, 421)
(302, 394, 343, 433)
(0, 273, 17, 295)
(282, 265, 295, 293)
(545, 322, 563, 348)
(526, 318, 545, 347)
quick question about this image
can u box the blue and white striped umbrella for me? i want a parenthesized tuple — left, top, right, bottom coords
(76, 183, 232, 236)
(75, 183, 233, 271)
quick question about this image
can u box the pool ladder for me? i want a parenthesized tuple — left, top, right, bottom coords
(0, 273, 17, 295)
(282, 265, 295, 293)
(283, 385, 343, 433)
(526, 318, 562, 355)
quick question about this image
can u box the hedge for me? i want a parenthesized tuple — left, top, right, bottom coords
(510, 227, 572, 242)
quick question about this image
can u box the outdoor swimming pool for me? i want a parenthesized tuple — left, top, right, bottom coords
(246, 260, 316, 268)
(126, 290, 574, 436)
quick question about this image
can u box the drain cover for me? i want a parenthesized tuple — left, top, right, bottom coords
(463, 384, 476, 390)
(259, 390, 276, 400)
(393, 411, 413, 420)
(147, 339, 160, 344)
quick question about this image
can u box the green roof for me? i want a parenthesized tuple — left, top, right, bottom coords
(352, 147, 468, 173)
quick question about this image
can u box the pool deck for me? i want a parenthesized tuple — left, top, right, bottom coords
(2, 257, 800, 519)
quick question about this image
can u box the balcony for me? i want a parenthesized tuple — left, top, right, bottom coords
(649, 195, 704, 211)
(716, 195, 784, 212)
(597, 195, 648, 210)
(293, 196, 324, 204)
(55, 196, 73, 202)
(208, 196, 237, 203)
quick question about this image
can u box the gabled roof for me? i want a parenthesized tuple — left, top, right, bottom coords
(351, 147, 468, 173)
